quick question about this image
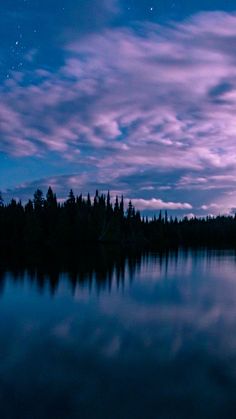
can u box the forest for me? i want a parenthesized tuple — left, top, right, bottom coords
(1, 187, 236, 259)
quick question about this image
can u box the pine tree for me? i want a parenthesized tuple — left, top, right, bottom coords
(114, 196, 119, 215)
(67, 189, 75, 206)
(0, 192, 3, 207)
(127, 200, 133, 219)
(120, 195, 124, 217)
(33, 189, 44, 210)
(46, 186, 57, 208)
(25, 199, 33, 214)
(87, 193, 91, 208)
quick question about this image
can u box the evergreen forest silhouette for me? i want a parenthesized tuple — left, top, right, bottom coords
(1, 187, 236, 260)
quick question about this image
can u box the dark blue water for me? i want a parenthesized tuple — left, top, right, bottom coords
(1, 249, 236, 418)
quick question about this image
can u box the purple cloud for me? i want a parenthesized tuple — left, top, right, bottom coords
(2, 12, 236, 212)
(125, 198, 192, 211)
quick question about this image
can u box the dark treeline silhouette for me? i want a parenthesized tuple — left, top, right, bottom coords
(1, 187, 236, 259)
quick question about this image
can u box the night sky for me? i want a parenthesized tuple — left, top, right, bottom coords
(2, 0, 236, 216)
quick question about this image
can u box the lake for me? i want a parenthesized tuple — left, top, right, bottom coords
(1, 248, 236, 418)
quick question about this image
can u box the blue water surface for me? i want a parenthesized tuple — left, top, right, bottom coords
(1, 249, 236, 418)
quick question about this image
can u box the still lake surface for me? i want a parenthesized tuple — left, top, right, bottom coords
(1, 249, 236, 418)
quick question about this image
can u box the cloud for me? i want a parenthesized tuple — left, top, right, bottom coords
(177, 174, 236, 191)
(3, 12, 236, 211)
(125, 198, 192, 211)
(201, 203, 221, 211)
(184, 213, 196, 220)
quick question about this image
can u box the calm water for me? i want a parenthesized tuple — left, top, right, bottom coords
(1, 249, 236, 418)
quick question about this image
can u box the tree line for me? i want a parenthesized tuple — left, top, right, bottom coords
(1, 187, 236, 255)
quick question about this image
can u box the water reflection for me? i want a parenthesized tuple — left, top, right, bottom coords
(1, 248, 236, 418)
(1, 247, 236, 296)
